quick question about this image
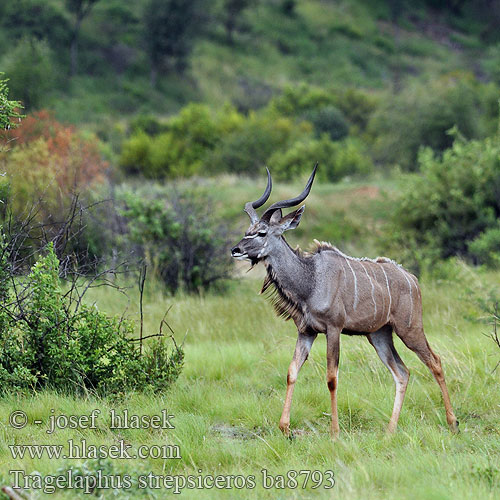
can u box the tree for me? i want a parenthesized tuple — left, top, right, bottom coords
(223, 0, 250, 44)
(2, 38, 54, 110)
(65, 0, 100, 76)
(143, 0, 203, 87)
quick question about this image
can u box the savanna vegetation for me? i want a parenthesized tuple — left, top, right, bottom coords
(1, 0, 500, 498)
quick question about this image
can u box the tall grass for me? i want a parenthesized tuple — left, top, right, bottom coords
(1, 258, 499, 498)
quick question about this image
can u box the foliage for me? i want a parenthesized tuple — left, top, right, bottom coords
(207, 111, 310, 176)
(302, 105, 349, 141)
(482, 43, 500, 84)
(0, 73, 23, 131)
(0, 241, 184, 394)
(368, 75, 492, 170)
(269, 135, 372, 182)
(391, 132, 500, 264)
(118, 183, 233, 292)
(468, 225, 500, 267)
(120, 103, 244, 178)
(144, 0, 204, 83)
(223, 0, 250, 43)
(268, 84, 337, 118)
(1, 37, 55, 110)
(1, 111, 108, 225)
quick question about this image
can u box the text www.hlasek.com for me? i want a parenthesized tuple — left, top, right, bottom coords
(9, 439, 180, 460)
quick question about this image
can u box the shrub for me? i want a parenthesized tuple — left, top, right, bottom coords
(2, 111, 108, 231)
(1, 37, 55, 110)
(482, 43, 500, 85)
(369, 75, 488, 170)
(120, 103, 244, 178)
(119, 131, 153, 176)
(118, 183, 233, 292)
(268, 83, 337, 117)
(391, 132, 500, 264)
(207, 112, 310, 175)
(302, 105, 349, 141)
(0, 241, 184, 394)
(270, 135, 372, 182)
(335, 87, 378, 132)
(468, 226, 500, 267)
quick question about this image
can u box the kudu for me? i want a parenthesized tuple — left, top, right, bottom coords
(231, 165, 459, 437)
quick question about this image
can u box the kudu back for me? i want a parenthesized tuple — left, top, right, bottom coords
(231, 165, 458, 436)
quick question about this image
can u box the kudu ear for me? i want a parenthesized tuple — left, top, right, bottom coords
(279, 205, 305, 232)
(269, 209, 283, 225)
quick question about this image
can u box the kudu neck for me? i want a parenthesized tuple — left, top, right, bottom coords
(265, 237, 313, 300)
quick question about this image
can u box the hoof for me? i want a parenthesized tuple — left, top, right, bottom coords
(279, 421, 290, 437)
(449, 419, 460, 434)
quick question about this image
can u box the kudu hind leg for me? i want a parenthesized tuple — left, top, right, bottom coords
(397, 327, 458, 432)
(367, 328, 409, 433)
(279, 332, 317, 436)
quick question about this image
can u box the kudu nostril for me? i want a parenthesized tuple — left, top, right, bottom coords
(231, 246, 242, 255)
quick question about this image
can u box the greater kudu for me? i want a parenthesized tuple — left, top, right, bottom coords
(231, 165, 458, 437)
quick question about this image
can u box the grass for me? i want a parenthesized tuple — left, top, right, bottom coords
(1, 253, 500, 498)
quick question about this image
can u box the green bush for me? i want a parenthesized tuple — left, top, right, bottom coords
(369, 75, 488, 170)
(269, 135, 372, 182)
(391, 132, 500, 263)
(302, 105, 349, 141)
(268, 83, 337, 117)
(1, 37, 55, 110)
(119, 131, 154, 176)
(482, 43, 500, 85)
(468, 226, 500, 267)
(120, 103, 244, 178)
(118, 184, 233, 292)
(0, 242, 184, 394)
(207, 112, 309, 175)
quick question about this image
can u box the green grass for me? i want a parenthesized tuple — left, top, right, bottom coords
(1, 257, 500, 498)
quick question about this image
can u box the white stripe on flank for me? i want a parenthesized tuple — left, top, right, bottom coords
(399, 268, 414, 327)
(361, 262, 377, 320)
(345, 258, 358, 310)
(381, 266, 392, 322)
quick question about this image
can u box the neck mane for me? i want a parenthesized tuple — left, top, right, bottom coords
(260, 237, 314, 328)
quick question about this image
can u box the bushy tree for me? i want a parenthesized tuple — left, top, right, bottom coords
(391, 131, 500, 265)
(66, 0, 101, 76)
(144, 0, 204, 86)
(269, 135, 372, 182)
(118, 184, 233, 293)
(1, 37, 54, 110)
(223, 0, 250, 44)
(2, 111, 108, 226)
(120, 104, 244, 178)
(369, 75, 490, 170)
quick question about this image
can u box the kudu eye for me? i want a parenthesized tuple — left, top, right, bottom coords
(258, 231, 267, 237)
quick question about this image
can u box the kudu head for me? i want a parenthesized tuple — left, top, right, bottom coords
(231, 164, 318, 265)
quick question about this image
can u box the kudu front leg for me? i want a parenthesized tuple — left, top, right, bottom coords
(279, 332, 317, 436)
(326, 328, 341, 438)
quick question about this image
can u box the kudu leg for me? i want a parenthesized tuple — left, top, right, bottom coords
(326, 328, 341, 438)
(279, 332, 317, 436)
(397, 327, 459, 433)
(367, 328, 410, 433)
